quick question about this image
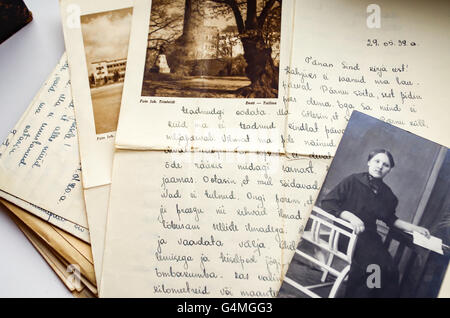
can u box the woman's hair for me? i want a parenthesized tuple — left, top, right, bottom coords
(368, 149, 395, 168)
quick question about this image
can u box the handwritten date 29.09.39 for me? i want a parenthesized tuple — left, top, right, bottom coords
(367, 39, 417, 47)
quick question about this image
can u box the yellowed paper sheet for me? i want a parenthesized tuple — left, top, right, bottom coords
(15, 218, 78, 292)
(53, 226, 93, 264)
(1, 199, 96, 286)
(1, 199, 93, 265)
(115, 0, 293, 153)
(19, 224, 96, 298)
(285, 0, 450, 156)
(72, 288, 97, 298)
(51, 247, 98, 295)
(0, 55, 90, 242)
(101, 151, 329, 297)
(83, 185, 110, 287)
(5, 202, 98, 296)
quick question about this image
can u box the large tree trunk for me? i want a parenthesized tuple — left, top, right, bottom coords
(165, 0, 200, 75)
(238, 33, 279, 98)
(182, 0, 194, 38)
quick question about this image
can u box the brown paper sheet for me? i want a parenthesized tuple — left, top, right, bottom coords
(0, 199, 96, 286)
(9, 212, 97, 297)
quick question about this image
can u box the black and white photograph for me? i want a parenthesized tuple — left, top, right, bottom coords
(279, 111, 450, 298)
(141, 0, 281, 98)
(80, 7, 132, 134)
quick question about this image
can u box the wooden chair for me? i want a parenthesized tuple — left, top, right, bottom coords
(283, 206, 358, 298)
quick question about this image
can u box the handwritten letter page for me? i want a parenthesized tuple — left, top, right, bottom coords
(100, 151, 329, 297)
(0, 55, 89, 242)
(285, 0, 450, 156)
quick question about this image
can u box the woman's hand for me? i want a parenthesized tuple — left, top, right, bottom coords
(413, 225, 431, 239)
(340, 210, 365, 235)
(393, 219, 431, 239)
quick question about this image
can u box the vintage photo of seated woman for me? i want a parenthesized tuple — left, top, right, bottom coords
(320, 149, 430, 297)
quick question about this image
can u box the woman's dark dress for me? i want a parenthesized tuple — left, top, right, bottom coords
(321, 172, 400, 298)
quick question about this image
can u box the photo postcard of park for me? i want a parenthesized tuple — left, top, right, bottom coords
(141, 0, 282, 99)
(114, 0, 293, 152)
(81, 7, 133, 134)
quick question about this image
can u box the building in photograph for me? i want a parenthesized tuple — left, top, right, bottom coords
(191, 25, 244, 60)
(91, 58, 127, 85)
(216, 26, 244, 59)
(193, 25, 219, 59)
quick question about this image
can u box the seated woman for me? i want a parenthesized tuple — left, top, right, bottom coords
(321, 149, 430, 298)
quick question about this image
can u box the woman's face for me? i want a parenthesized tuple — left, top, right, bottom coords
(367, 153, 392, 179)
